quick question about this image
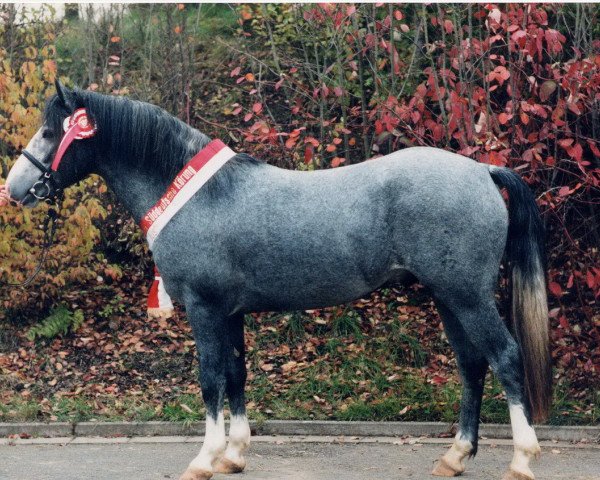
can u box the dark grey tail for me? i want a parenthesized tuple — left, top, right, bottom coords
(489, 166, 551, 423)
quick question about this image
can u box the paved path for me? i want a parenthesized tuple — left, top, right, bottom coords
(1, 437, 599, 480)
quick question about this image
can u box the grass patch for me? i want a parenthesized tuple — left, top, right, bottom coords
(548, 381, 600, 426)
(162, 394, 205, 422)
(0, 292, 596, 426)
(0, 377, 595, 425)
(339, 397, 408, 421)
(52, 397, 94, 422)
(374, 317, 427, 368)
(0, 399, 43, 422)
(332, 309, 362, 338)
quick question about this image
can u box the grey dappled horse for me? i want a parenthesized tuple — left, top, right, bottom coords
(4, 82, 551, 480)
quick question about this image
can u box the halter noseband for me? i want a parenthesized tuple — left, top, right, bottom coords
(21, 108, 97, 201)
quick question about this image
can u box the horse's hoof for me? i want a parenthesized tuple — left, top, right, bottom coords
(502, 469, 534, 480)
(179, 467, 213, 480)
(214, 457, 246, 474)
(432, 457, 465, 477)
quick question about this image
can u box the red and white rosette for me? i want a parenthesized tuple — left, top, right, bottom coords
(51, 108, 97, 171)
(62, 109, 96, 139)
(147, 266, 174, 319)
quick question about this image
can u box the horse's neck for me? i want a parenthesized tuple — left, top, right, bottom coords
(96, 123, 210, 223)
(98, 161, 171, 223)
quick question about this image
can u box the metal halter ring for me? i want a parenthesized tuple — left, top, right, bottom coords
(29, 177, 52, 200)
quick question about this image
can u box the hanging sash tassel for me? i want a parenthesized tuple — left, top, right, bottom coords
(147, 266, 174, 319)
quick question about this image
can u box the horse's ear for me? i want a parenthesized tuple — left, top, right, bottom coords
(55, 79, 71, 107)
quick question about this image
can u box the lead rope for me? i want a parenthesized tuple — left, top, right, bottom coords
(4, 196, 62, 288)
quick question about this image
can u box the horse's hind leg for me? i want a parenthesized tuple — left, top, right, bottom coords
(432, 302, 488, 477)
(213, 313, 251, 474)
(438, 296, 540, 480)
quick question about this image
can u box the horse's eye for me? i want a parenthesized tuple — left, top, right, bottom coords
(42, 129, 53, 139)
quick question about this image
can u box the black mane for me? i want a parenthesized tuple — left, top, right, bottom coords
(44, 90, 261, 181)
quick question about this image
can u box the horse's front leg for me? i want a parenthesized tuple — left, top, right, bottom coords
(214, 313, 251, 474)
(179, 301, 229, 480)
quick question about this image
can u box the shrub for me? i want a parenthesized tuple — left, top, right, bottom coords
(0, 5, 130, 321)
(228, 3, 599, 299)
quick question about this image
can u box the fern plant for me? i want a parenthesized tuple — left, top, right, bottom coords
(26, 307, 84, 341)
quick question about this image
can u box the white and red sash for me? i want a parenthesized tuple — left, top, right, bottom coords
(140, 139, 236, 249)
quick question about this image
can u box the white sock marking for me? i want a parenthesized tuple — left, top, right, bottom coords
(223, 414, 251, 465)
(189, 412, 226, 472)
(509, 404, 540, 477)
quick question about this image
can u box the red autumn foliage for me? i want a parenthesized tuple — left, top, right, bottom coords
(223, 3, 599, 391)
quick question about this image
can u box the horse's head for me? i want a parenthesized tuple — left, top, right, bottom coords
(5, 80, 98, 207)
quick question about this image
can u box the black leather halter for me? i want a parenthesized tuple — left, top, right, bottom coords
(20, 149, 61, 201)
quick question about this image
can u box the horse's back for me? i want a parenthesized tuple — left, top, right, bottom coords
(272, 146, 499, 202)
